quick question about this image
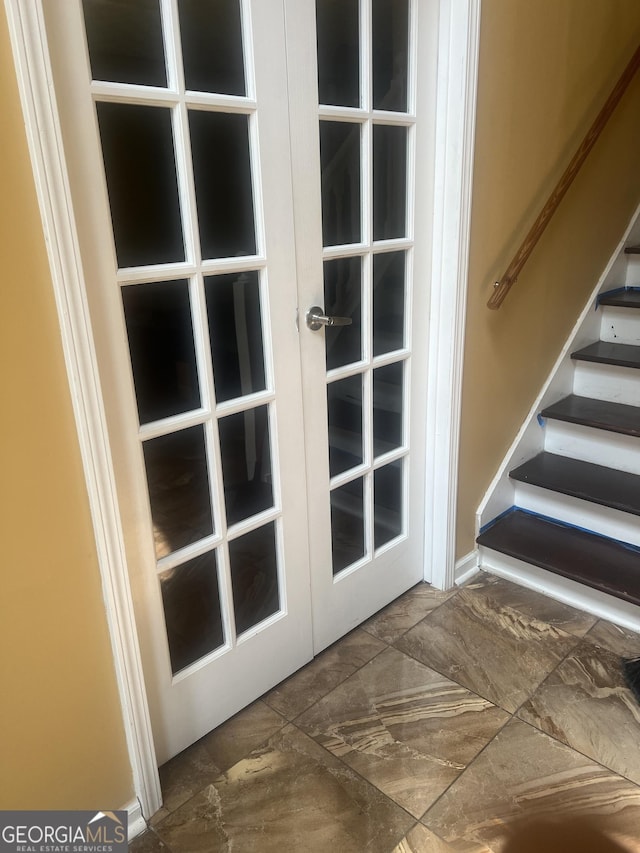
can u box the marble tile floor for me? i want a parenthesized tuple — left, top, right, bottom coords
(131, 573, 640, 852)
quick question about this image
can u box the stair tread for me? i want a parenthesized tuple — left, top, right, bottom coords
(541, 394, 640, 437)
(624, 246, 640, 254)
(599, 289, 640, 308)
(510, 452, 640, 516)
(572, 340, 640, 369)
(477, 509, 640, 606)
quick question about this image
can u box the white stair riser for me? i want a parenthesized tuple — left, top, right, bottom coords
(543, 419, 640, 474)
(478, 547, 640, 634)
(513, 481, 640, 548)
(599, 306, 640, 344)
(572, 362, 640, 406)
(624, 256, 640, 287)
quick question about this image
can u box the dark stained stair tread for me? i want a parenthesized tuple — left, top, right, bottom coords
(541, 395, 640, 437)
(598, 289, 640, 309)
(624, 246, 640, 254)
(510, 452, 640, 517)
(571, 340, 640, 369)
(477, 509, 640, 607)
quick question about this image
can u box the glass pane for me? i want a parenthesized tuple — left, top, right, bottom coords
(320, 121, 361, 247)
(97, 103, 184, 268)
(143, 426, 214, 559)
(160, 552, 224, 674)
(218, 405, 273, 526)
(229, 522, 279, 634)
(373, 251, 405, 356)
(373, 361, 403, 456)
(324, 257, 362, 370)
(190, 110, 256, 259)
(178, 0, 245, 95)
(331, 478, 365, 574)
(372, 0, 409, 112)
(82, 0, 166, 87)
(373, 124, 407, 241)
(205, 272, 266, 403)
(316, 0, 359, 107)
(374, 460, 403, 548)
(327, 375, 363, 477)
(122, 280, 200, 425)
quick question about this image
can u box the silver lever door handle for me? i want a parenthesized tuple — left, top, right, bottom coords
(306, 306, 353, 331)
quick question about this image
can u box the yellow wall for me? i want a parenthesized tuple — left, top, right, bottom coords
(0, 10, 133, 808)
(457, 0, 640, 557)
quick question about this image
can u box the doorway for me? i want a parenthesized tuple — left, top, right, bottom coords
(10, 4, 477, 800)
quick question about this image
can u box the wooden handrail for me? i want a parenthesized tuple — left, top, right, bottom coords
(488, 43, 640, 310)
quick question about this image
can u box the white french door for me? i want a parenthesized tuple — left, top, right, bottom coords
(42, 0, 436, 764)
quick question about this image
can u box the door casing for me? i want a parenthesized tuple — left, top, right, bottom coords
(4, 0, 482, 824)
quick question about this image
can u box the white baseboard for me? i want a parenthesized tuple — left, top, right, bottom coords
(124, 798, 147, 841)
(479, 548, 640, 634)
(455, 549, 479, 586)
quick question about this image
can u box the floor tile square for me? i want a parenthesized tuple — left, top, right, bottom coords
(154, 724, 414, 853)
(392, 823, 484, 852)
(518, 641, 640, 785)
(396, 586, 579, 712)
(159, 700, 285, 812)
(296, 647, 509, 818)
(585, 619, 640, 658)
(421, 718, 640, 852)
(363, 583, 457, 645)
(460, 573, 598, 637)
(263, 627, 386, 720)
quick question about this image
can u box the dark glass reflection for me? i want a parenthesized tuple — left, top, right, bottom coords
(316, 0, 359, 107)
(143, 426, 214, 559)
(122, 280, 200, 424)
(97, 103, 184, 268)
(229, 523, 279, 634)
(190, 110, 256, 259)
(327, 375, 363, 477)
(323, 257, 362, 370)
(83, 0, 166, 87)
(178, 0, 245, 94)
(320, 121, 361, 247)
(374, 460, 403, 548)
(373, 362, 403, 456)
(373, 124, 407, 241)
(160, 552, 224, 674)
(372, 0, 409, 111)
(218, 405, 273, 526)
(205, 271, 266, 403)
(331, 478, 365, 574)
(373, 251, 405, 355)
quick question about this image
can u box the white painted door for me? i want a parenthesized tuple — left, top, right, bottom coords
(43, 0, 435, 764)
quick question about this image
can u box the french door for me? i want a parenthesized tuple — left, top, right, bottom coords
(43, 0, 436, 763)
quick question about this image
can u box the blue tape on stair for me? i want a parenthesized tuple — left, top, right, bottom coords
(537, 413, 546, 427)
(487, 506, 640, 556)
(479, 506, 516, 534)
(596, 286, 640, 309)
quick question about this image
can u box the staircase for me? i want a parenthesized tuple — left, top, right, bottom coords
(477, 248, 640, 614)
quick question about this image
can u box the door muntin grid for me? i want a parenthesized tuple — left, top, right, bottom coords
(317, 0, 413, 577)
(82, 0, 285, 676)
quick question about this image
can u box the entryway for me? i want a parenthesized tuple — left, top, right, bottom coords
(8, 0, 480, 818)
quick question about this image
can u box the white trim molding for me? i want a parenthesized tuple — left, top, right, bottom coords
(455, 549, 479, 585)
(4, 0, 162, 818)
(125, 799, 147, 842)
(424, 0, 482, 589)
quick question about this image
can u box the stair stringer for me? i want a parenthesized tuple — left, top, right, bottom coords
(476, 202, 640, 541)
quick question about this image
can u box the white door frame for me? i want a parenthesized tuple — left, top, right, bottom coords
(4, 0, 481, 822)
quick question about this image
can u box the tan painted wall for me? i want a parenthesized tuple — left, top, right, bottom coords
(0, 10, 133, 808)
(457, 0, 640, 557)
